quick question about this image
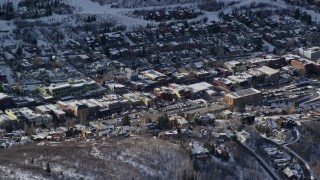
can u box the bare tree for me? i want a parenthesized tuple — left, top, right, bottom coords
(65, 119, 75, 129)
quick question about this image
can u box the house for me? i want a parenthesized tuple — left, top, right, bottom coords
(215, 144, 228, 156)
(189, 139, 209, 158)
(283, 167, 301, 179)
(20, 60, 33, 71)
(236, 125, 261, 142)
(104, 31, 125, 45)
(169, 115, 188, 128)
(263, 32, 276, 42)
(79, 54, 91, 62)
(32, 132, 49, 141)
(191, 61, 204, 70)
(177, 117, 188, 128)
(222, 110, 233, 118)
(197, 113, 215, 124)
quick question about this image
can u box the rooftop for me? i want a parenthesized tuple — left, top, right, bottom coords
(187, 82, 213, 93)
(0, 93, 9, 100)
(214, 77, 236, 85)
(226, 88, 261, 98)
(300, 46, 320, 53)
(141, 70, 166, 79)
(258, 66, 279, 76)
(228, 72, 253, 82)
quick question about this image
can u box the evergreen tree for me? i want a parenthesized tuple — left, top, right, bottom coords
(121, 115, 130, 126)
(46, 163, 51, 174)
(54, 0, 58, 7)
(294, 8, 300, 19)
(32, 39, 38, 46)
(235, 99, 246, 113)
(100, 34, 106, 46)
(16, 45, 22, 56)
(177, 127, 181, 134)
(157, 114, 171, 130)
(46, 6, 52, 16)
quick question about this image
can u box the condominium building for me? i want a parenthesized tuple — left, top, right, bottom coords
(37, 78, 102, 98)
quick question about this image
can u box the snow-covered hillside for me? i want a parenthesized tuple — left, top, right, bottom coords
(5, 0, 320, 29)
(0, 137, 271, 180)
(91, 0, 196, 8)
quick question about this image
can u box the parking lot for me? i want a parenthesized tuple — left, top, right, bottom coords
(262, 85, 318, 107)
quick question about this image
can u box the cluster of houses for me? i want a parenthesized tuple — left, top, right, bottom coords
(134, 7, 203, 21)
(3, 43, 320, 130)
(264, 147, 304, 179)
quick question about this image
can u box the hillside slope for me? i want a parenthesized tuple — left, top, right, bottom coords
(0, 137, 272, 180)
(0, 137, 194, 180)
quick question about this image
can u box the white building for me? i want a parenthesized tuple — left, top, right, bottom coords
(224, 61, 246, 74)
(19, 107, 53, 126)
(298, 47, 320, 60)
(187, 82, 213, 94)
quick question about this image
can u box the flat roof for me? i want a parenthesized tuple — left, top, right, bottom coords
(214, 77, 235, 85)
(107, 83, 126, 88)
(226, 88, 261, 98)
(228, 73, 253, 82)
(187, 82, 213, 93)
(300, 46, 320, 53)
(258, 66, 279, 75)
(141, 70, 166, 79)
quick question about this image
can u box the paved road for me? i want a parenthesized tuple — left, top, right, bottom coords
(282, 145, 315, 180)
(298, 90, 320, 107)
(283, 128, 300, 146)
(261, 130, 314, 180)
(238, 141, 281, 180)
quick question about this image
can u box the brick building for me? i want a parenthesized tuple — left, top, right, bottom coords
(224, 88, 262, 106)
(291, 58, 320, 75)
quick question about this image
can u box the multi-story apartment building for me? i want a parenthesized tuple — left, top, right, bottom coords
(37, 78, 102, 98)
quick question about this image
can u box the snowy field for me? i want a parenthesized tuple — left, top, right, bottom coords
(3, 0, 320, 31)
